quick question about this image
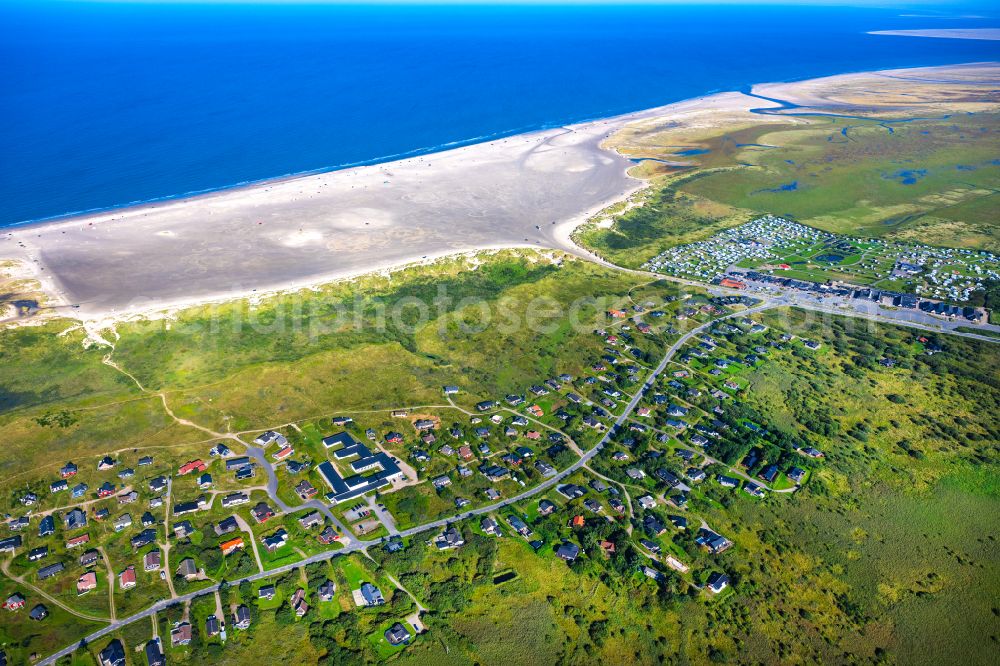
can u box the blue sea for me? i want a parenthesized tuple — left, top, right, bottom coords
(1, 2, 998, 227)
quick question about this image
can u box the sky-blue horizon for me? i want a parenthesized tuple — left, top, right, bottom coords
(7, 0, 999, 7)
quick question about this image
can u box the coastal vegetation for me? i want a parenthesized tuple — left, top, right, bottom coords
(578, 112, 1000, 267)
(0, 250, 694, 664)
(1, 64, 998, 666)
(0, 246, 996, 664)
(113, 316, 1000, 663)
(0, 251, 664, 483)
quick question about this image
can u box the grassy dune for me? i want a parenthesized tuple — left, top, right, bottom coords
(579, 112, 1000, 267)
(692, 309, 1000, 663)
(0, 252, 669, 498)
(684, 116, 999, 242)
(2, 248, 997, 664)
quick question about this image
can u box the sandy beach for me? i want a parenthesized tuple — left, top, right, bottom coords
(2, 62, 995, 322)
(3, 113, 664, 319)
(0, 94, 741, 320)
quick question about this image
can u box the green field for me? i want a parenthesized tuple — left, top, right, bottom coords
(0, 252, 682, 511)
(0, 251, 694, 662)
(684, 117, 999, 239)
(578, 112, 1000, 268)
(699, 309, 1000, 663)
(1, 241, 998, 665)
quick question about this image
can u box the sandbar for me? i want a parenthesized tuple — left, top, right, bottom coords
(869, 29, 1000, 41)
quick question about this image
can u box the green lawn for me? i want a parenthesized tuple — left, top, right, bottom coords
(337, 557, 371, 591)
(367, 621, 413, 659)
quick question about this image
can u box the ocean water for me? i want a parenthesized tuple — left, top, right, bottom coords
(1, 2, 997, 227)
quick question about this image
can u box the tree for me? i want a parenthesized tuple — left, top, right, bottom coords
(274, 600, 295, 626)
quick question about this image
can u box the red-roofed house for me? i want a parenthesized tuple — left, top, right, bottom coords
(272, 446, 293, 461)
(77, 571, 98, 594)
(220, 537, 245, 555)
(66, 534, 90, 549)
(118, 566, 136, 590)
(4, 593, 25, 610)
(178, 460, 207, 476)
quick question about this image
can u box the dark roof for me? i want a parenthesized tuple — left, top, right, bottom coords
(707, 572, 730, 589)
(234, 604, 251, 626)
(555, 542, 580, 561)
(38, 515, 55, 535)
(385, 622, 411, 645)
(144, 640, 165, 666)
(99, 639, 126, 666)
(38, 562, 65, 580)
(322, 431, 360, 450)
(215, 516, 239, 534)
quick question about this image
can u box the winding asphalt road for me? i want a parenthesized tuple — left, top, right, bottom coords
(35, 301, 773, 665)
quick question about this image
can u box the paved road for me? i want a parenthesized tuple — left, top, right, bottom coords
(36, 302, 772, 666)
(245, 444, 286, 512)
(232, 513, 265, 574)
(594, 257, 1000, 346)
